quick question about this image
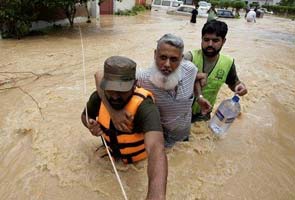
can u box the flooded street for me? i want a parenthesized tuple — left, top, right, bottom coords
(0, 11, 295, 200)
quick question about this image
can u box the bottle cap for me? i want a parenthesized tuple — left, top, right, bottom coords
(232, 95, 240, 102)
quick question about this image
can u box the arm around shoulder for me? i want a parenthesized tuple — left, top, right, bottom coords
(94, 72, 133, 132)
(183, 51, 193, 62)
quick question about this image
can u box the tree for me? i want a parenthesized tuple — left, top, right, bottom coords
(0, 0, 45, 38)
(208, 0, 219, 8)
(232, 0, 246, 17)
(49, 0, 88, 27)
(219, 0, 231, 9)
(279, 0, 295, 6)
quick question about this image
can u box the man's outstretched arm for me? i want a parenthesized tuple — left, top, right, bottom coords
(144, 131, 168, 200)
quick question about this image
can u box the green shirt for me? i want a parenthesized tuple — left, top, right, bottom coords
(84, 91, 163, 133)
(184, 51, 240, 87)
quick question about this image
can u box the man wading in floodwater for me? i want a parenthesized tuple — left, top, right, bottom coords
(81, 56, 167, 199)
(96, 34, 211, 148)
(185, 20, 248, 122)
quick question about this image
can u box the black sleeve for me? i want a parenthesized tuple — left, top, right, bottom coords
(133, 97, 163, 133)
(225, 61, 240, 87)
(82, 91, 101, 120)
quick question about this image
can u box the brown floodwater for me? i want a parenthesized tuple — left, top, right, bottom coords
(0, 12, 295, 200)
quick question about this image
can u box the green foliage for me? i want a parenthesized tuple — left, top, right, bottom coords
(115, 5, 147, 16)
(231, 0, 245, 17)
(132, 5, 147, 12)
(232, 0, 245, 10)
(0, 0, 88, 38)
(219, 0, 231, 9)
(115, 9, 137, 16)
(263, 4, 295, 16)
(279, 0, 295, 6)
(208, 0, 219, 7)
(249, 2, 259, 8)
(0, 0, 45, 38)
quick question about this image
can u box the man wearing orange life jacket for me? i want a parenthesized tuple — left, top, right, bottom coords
(81, 56, 167, 200)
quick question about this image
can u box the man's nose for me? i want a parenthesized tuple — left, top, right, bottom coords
(164, 59, 171, 68)
(109, 92, 120, 100)
(208, 40, 213, 46)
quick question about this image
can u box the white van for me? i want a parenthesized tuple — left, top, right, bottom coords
(151, 0, 184, 12)
(198, 1, 211, 17)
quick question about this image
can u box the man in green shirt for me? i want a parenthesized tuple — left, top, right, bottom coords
(81, 56, 167, 199)
(207, 5, 218, 22)
(185, 20, 248, 122)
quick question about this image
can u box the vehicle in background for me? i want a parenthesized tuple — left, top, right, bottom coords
(198, 1, 211, 8)
(260, 8, 273, 14)
(151, 0, 183, 12)
(256, 9, 264, 18)
(217, 9, 235, 18)
(167, 5, 195, 16)
(166, 4, 213, 18)
(198, 1, 211, 17)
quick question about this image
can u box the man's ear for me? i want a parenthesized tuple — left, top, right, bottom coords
(154, 49, 157, 60)
(133, 80, 138, 89)
(94, 72, 101, 92)
(94, 72, 104, 98)
(222, 38, 226, 45)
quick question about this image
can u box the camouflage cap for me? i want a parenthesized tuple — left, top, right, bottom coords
(100, 56, 136, 92)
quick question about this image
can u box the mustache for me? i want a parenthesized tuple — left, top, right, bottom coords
(109, 98, 123, 104)
(160, 68, 172, 75)
(108, 98, 125, 110)
(206, 46, 215, 50)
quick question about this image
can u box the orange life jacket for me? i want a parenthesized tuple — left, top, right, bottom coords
(97, 87, 154, 164)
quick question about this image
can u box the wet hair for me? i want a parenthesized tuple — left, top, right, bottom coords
(157, 33, 184, 53)
(202, 20, 228, 39)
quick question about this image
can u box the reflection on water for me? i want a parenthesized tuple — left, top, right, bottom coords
(0, 12, 295, 200)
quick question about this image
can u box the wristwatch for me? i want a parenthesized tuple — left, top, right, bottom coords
(196, 94, 203, 101)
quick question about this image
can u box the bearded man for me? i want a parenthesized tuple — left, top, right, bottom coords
(184, 20, 248, 123)
(82, 56, 167, 199)
(96, 34, 211, 148)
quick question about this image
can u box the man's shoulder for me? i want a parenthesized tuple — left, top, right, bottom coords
(219, 53, 234, 62)
(140, 96, 154, 105)
(190, 49, 202, 54)
(136, 96, 159, 120)
(137, 96, 158, 111)
(181, 60, 197, 73)
(136, 67, 152, 80)
(135, 96, 162, 133)
(89, 91, 101, 102)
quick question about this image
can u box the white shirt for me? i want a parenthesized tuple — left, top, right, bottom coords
(246, 10, 256, 22)
(136, 60, 197, 147)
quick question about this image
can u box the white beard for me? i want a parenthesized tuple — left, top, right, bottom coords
(149, 62, 182, 91)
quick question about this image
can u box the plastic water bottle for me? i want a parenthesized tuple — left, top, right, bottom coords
(209, 95, 241, 136)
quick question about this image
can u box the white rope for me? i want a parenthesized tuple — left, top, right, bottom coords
(101, 137, 128, 200)
(78, 26, 128, 200)
(79, 26, 89, 125)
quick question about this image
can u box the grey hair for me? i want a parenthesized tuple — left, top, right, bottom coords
(157, 33, 184, 54)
